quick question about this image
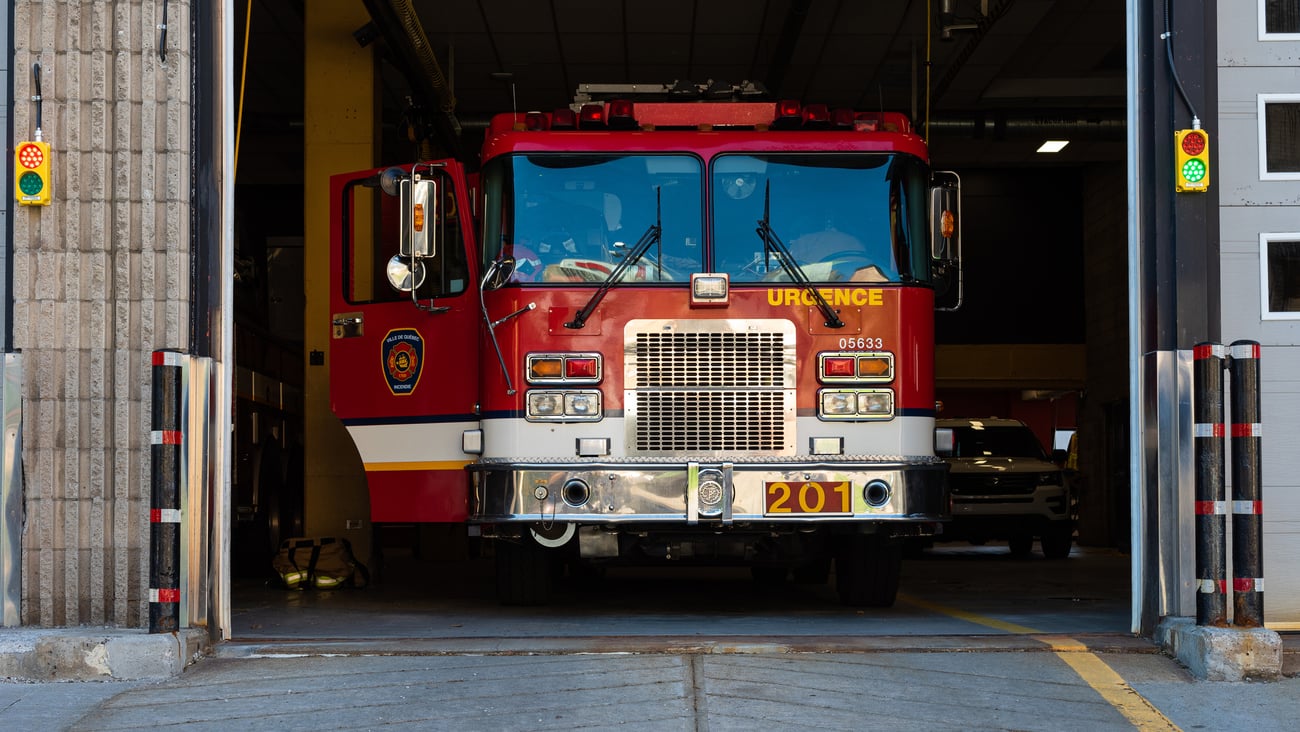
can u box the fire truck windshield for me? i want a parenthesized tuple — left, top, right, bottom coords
(712, 153, 929, 284)
(481, 154, 704, 283)
(481, 151, 931, 286)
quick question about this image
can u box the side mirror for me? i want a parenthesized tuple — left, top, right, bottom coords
(480, 256, 516, 291)
(929, 170, 962, 311)
(934, 427, 955, 457)
(401, 176, 438, 259)
(385, 255, 426, 293)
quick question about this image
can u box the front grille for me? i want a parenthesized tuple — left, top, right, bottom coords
(626, 320, 795, 455)
(632, 331, 785, 387)
(949, 473, 1038, 496)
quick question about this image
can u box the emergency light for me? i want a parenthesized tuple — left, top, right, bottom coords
(1175, 128, 1210, 193)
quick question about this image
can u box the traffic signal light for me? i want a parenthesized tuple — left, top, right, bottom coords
(15, 140, 51, 206)
(1175, 129, 1210, 193)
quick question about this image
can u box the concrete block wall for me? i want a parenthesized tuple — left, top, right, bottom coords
(11, 1, 192, 626)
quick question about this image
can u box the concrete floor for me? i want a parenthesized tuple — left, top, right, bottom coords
(231, 541, 1134, 642)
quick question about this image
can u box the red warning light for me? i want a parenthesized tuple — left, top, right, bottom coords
(17, 143, 44, 169)
(1180, 131, 1206, 156)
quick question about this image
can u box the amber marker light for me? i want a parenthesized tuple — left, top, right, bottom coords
(857, 355, 893, 379)
(529, 357, 564, 380)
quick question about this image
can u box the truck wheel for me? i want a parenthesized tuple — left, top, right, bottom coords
(792, 554, 832, 585)
(751, 565, 790, 585)
(1041, 524, 1074, 560)
(1008, 533, 1034, 557)
(495, 537, 552, 606)
(834, 535, 901, 607)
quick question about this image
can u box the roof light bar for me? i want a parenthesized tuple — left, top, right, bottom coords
(578, 103, 606, 129)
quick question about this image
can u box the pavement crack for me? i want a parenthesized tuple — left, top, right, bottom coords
(688, 654, 709, 732)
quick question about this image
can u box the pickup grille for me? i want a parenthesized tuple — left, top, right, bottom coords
(949, 473, 1039, 496)
(625, 320, 796, 455)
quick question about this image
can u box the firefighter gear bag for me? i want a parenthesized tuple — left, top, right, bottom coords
(272, 537, 370, 590)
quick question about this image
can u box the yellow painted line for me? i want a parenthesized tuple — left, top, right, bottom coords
(897, 593, 1040, 634)
(363, 460, 471, 472)
(1051, 646, 1182, 731)
(898, 594, 1182, 731)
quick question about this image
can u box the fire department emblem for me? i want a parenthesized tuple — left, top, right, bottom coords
(382, 328, 423, 395)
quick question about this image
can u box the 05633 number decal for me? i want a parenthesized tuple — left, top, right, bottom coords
(838, 337, 883, 350)
(764, 481, 852, 515)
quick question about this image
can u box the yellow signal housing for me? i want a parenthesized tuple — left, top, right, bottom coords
(15, 140, 51, 206)
(1175, 129, 1210, 193)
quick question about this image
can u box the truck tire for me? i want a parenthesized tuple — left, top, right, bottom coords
(1041, 523, 1074, 560)
(792, 554, 832, 585)
(834, 535, 901, 607)
(495, 537, 552, 606)
(1008, 533, 1034, 557)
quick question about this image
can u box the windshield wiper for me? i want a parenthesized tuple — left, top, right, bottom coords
(755, 182, 845, 329)
(565, 188, 663, 329)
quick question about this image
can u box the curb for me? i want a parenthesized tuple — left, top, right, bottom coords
(1157, 616, 1284, 681)
(0, 627, 210, 681)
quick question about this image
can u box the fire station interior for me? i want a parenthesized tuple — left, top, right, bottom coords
(230, 0, 1130, 630)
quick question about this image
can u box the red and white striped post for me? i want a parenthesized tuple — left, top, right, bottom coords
(1228, 340, 1264, 628)
(149, 350, 183, 633)
(1193, 342, 1227, 626)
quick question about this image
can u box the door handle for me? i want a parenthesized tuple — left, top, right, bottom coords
(332, 312, 364, 339)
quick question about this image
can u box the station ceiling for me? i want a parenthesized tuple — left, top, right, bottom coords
(239, 0, 1127, 179)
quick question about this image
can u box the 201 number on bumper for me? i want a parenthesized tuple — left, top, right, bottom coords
(764, 481, 851, 515)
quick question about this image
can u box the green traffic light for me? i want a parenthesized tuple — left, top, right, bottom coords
(18, 171, 44, 196)
(1181, 159, 1206, 183)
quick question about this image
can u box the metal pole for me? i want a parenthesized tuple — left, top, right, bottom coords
(1192, 342, 1226, 626)
(1228, 340, 1263, 627)
(150, 350, 184, 632)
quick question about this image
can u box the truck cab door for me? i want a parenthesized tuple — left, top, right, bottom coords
(328, 161, 480, 522)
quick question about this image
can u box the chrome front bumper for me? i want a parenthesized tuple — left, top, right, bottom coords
(469, 456, 949, 525)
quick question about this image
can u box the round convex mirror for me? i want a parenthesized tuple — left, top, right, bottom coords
(386, 255, 426, 292)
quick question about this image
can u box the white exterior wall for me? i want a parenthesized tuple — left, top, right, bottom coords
(1218, 1, 1300, 629)
(12, 1, 193, 626)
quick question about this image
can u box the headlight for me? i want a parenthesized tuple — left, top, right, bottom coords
(821, 391, 859, 416)
(858, 391, 893, 414)
(526, 389, 603, 422)
(528, 392, 565, 417)
(1038, 471, 1063, 486)
(818, 388, 895, 421)
(565, 392, 599, 416)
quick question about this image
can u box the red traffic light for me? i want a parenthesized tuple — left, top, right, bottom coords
(1180, 131, 1206, 156)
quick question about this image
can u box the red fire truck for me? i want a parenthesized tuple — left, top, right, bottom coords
(329, 82, 962, 606)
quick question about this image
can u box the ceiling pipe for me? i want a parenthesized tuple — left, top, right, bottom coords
(927, 112, 1127, 140)
(361, 0, 465, 159)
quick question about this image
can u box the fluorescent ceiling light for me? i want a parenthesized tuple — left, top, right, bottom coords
(1037, 140, 1070, 153)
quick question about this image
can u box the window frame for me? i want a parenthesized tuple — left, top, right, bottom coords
(1258, 0, 1300, 40)
(1258, 232, 1300, 320)
(1257, 94, 1300, 180)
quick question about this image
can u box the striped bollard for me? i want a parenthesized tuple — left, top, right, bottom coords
(1193, 342, 1226, 626)
(1228, 340, 1264, 628)
(150, 350, 183, 633)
